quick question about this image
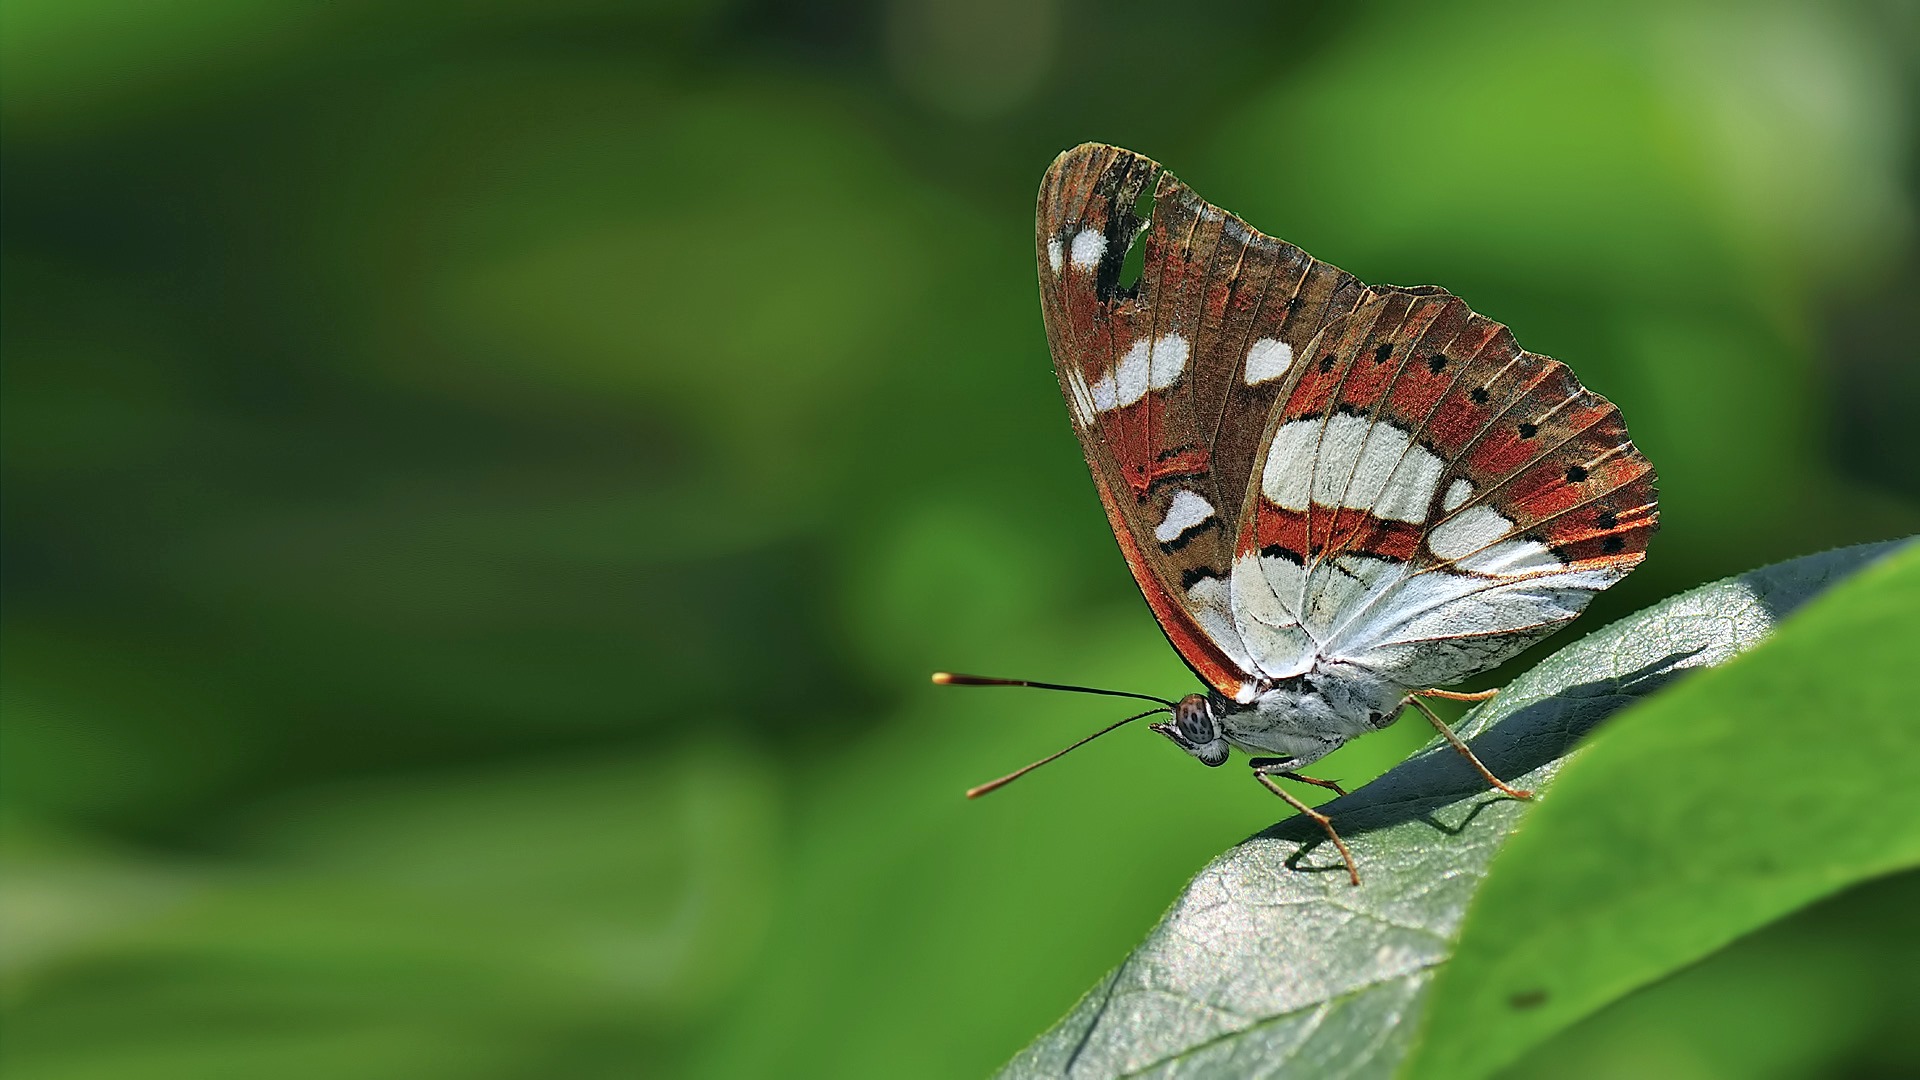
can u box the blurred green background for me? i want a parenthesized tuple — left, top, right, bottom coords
(3, 0, 1916, 1076)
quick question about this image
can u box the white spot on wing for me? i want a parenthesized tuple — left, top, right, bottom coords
(1185, 573, 1257, 680)
(1260, 414, 1442, 523)
(1069, 228, 1106, 270)
(1261, 419, 1319, 511)
(1306, 554, 1406, 640)
(1188, 573, 1230, 608)
(1046, 237, 1063, 275)
(1115, 338, 1152, 407)
(1154, 489, 1215, 544)
(1098, 334, 1190, 412)
(1309, 414, 1371, 509)
(1459, 538, 1565, 576)
(1229, 552, 1314, 678)
(1150, 334, 1190, 390)
(1429, 505, 1513, 561)
(1355, 425, 1445, 524)
(1330, 563, 1620, 685)
(1243, 338, 1294, 385)
(1089, 372, 1118, 412)
(1442, 478, 1475, 512)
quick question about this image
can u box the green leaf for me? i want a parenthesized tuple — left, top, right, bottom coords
(1406, 540, 1920, 1079)
(1000, 539, 1913, 1079)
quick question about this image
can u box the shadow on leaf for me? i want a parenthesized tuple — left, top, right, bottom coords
(1261, 648, 1701, 856)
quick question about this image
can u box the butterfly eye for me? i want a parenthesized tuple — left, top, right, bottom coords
(1177, 702, 1215, 744)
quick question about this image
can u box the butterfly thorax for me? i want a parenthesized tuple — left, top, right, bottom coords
(1156, 663, 1406, 772)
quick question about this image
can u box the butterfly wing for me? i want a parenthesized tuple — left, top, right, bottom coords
(1228, 286, 1658, 688)
(1037, 143, 1658, 700)
(1037, 144, 1367, 701)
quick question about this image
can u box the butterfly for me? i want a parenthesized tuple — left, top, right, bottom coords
(936, 144, 1657, 885)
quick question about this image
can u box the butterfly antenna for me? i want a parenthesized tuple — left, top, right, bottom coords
(963, 706, 1167, 799)
(930, 672, 1175, 708)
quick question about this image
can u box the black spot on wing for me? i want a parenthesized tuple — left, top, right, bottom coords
(1159, 519, 1219, 553)
(1179, 567, 1221, 591)
(1259, 544, 1304, 565)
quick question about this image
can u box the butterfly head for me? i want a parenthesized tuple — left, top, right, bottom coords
(1153, 692, 1231, 768)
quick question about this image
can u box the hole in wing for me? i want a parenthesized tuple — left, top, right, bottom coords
(1093, 163, 1158, 303)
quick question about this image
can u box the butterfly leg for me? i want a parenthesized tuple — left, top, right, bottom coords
(1417, 687, 1499, 703)
(1405, 695, 1533, 800)
(1247, 759, 1348, 797)
(1250, 760, 1360, 886)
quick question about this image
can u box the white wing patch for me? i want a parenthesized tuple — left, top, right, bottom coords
(1225, 537, 1615, 689)
(1261, 415, 1443, 523)
(1329, 564, 1621, 686)
(1429, 505, 1513, 560)
(1152, 335, 1190, 390)
(1069, 228, 1106, 270)
(1365, 427, 1447, 524)
(1046, 236, 1064, 275)
(1428, 504, 1569, 576)
(1261, 419, 1317, 511)
(1304, 554, 1405, 642)
(1228, 552, 1314, 679)
(1458, 537, 1565, 576)
(1243, 338, 1294, 385)
(1154, 489, 1215, 544)
(1225, 426, 1607, 689)
(1282, 504, 1603, 687)
(1114, 338, 1153, 407)
(1089, 333, 1190, 414)
(1185, 573, 1258, 698)
(1089, 371, 1118, 412)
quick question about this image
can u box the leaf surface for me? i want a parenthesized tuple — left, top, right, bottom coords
(1001, 539, 1912, 1079)
(1405, 540, 1920, 1078)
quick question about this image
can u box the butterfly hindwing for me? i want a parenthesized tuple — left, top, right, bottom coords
(1233, 290, 1657, 687)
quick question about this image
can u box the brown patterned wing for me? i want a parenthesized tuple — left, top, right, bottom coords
(1037, 144, 1367, 701)
(1229, 288, 1659, 687)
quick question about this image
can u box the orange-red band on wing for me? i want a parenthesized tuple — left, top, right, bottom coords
(1092, 473, 1247, 699)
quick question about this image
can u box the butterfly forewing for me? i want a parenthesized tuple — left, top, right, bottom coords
(1037, 144, 1366, 700)
(1036, 143, 1657, 700)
